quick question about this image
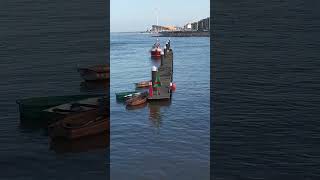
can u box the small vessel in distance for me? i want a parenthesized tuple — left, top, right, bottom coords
(77, 64, 110, 81)
(150, 39, 162, 58)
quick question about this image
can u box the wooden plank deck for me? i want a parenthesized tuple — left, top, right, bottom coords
(148, 50, 173, 100)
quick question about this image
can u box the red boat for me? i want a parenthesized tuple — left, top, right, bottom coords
(150, 39, 162, 58)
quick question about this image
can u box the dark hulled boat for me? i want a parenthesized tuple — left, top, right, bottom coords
(48, 109, 109, 140)
(16, 94, 103, 125)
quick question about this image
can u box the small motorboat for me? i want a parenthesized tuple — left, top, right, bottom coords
(150, 39, 162, 58)
(48, 109, 109, 140)
(126, 92, 148, 106)
(135, 81, 151, 88)
(77, 64, 110, 81)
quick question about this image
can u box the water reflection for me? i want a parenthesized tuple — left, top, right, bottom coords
(19, 120, 49, 131)
(125, 102, 148, 111)
(80, 81, 109, 93)
(49, 131, 109, 154)
(148, 100, 171, 128)
(121, 98, 172, 128)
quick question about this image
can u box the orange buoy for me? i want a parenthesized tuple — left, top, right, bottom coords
(170, 82, 176, 91)
(172, 83, 176, 91)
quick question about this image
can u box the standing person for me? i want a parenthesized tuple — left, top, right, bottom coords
(154, 71, 162, 95)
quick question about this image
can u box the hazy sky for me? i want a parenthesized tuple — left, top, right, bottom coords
(110, 0, 210, 32)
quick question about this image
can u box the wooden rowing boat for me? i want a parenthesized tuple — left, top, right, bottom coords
(135, 81, 150, 88)
(48, 109, 109, 140)
(43, 96, 107, 124)
(126, 92, 148, 106)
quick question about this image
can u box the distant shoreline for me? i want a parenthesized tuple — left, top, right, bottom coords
(155, 31, 209, 37)
(111, 31, 210, 37)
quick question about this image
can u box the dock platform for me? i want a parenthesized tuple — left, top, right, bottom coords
(148, 49, 173, 100)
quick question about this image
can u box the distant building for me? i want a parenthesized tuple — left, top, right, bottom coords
(176, 26, 184, 31)
(182, 17, 210, 32)
(184, 23, 192, 31)
(150, 25, 178, 32)
(149, 17, 210, 33)
(198, 17, 210, 31)
(191, 22, 198, 31)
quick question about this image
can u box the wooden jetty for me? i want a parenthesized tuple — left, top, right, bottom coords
(148, 42, 173, 100)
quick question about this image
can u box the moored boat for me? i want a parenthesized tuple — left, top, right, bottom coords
(115, 91, 138, 101)
(135, 81, 151, 88)
(16, 94, 103, 125)
(43, 97, 105, 123)
(77, 64, 110, 81)
(126, 92, 148, 106)
(48, 109, 109, 140)
(150, 39, 162, 58)
(123, 92, 143, 100)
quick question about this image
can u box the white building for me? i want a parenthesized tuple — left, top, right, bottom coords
(183, 23, 192, 31)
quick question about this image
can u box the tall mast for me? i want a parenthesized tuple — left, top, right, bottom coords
(155, 8, 159, 26)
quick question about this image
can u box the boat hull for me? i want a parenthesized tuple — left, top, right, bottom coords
(151, 49, 161, 58)
(126, 98, 147, 106)
(49, 110, 109, 140)
(126, 93, 148, 106)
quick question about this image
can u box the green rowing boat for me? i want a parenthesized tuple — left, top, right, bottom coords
(16, 94, 103, 125)
(115, 91, 138, 101)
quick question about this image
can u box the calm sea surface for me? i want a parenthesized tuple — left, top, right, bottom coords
(213, 0, 320, 179)
(110, 33, 210, 180)
(0, 0, 108, 179)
